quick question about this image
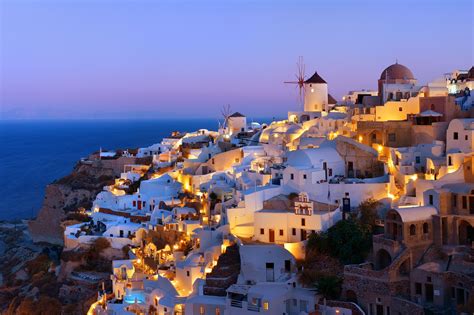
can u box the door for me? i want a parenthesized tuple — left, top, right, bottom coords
(469, 196, 474, 214)
(300, 229, 307, 241)
(137, 200, 142, 210)
(425, 283, 434, 302)
(376, 305, 383, 315)
(269, 229, 275, 243)
(348, 161, 354, 178)
(265, 263, 274, 282)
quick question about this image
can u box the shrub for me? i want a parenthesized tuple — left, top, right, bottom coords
(358, 198, 381, 232)
(306, 219, 372, 265)
(25, 254, 50, 276)
(315, 274, 343, 300)
(92, 237, 111, 253)
(288, 192, 299, 201)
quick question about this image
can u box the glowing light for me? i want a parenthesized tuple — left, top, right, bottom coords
(358, 135, 363, 142)
(387, 193, 395, 200)
(377, 145, 383, 153)
(410, 174, 418, 181)
(263, 301, 269, 310)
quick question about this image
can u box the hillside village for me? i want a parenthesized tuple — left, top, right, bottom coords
(15, 63, 474, 314)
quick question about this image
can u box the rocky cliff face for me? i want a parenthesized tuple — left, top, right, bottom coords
(28, 156, 150, 245)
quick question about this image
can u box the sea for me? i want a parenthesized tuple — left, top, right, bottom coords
(0, 118, 272, 221)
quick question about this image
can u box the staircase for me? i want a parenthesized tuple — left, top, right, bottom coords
(203, 244, 241, 296)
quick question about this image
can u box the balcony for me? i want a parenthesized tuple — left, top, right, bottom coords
(230, 299, 243, 308)
(248, 304, 260, 312)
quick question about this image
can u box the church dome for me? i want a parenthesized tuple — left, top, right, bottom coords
(379, 63, 415, 80)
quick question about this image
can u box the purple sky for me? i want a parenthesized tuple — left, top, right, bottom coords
(0, 0, 472, 119)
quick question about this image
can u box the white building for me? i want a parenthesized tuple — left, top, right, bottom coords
(304, 71, 330, 112)
(253, 192, 341, 244)
(226, 245, 317, 315)
(227, 112, 247, 135)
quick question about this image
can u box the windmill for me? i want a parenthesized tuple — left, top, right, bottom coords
(220, 104, 232, 130)
(284, 56, 306, 110)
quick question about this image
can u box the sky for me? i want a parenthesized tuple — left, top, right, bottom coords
(0, 0, 473, 119)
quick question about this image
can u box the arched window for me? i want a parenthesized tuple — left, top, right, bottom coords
(423, 222, 429, 234)
(410, 224, 416, 236)
(430, 104, 435, 110)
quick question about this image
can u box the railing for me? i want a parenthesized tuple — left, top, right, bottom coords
(248, 304, 260, 312)
(230, 300, 243, 308)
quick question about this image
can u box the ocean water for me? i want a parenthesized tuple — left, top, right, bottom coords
(0, 119, 229, 221)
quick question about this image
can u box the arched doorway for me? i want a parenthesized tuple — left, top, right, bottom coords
(398, 258, 410, 276)
(375, 249, 392, 270)
(458, 221, 474, 246)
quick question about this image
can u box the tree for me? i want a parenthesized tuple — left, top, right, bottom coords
(358, 198, 381, 232)
(315, 275, 343, 300)
(306, 219, 372, 265)
(209, 191, 218, 201)
(92, 237, 111, 253)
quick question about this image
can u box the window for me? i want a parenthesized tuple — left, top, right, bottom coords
(301, 218, 306, 226)
(430, 104, 435, 110)
(328, 168, 333, 176)
(216, 308, 221, 315)
(465, 135, 468, 140)
(187, 271, 190, 277)
(462, 196, 467, 209)
(290, 174, 294, 180)
(398, 107, 402, 112)
(429, 194, 434, 205)
(260, 228, 264, 235)
(303, 174, 307, 180)
(263, 301, 269, 310)
(415, 156, 421, 164)
(415, 282, 422, 295)
(292, 228, 296, 236)
(454, 132, 458, 140)
(423, 222, 429, 234)
(388, 133, 396, 142)
(279, 229, 284, 236)
(453, 194, 457, 207)
(199, 305, 205, 315)
(410, 224, 416, 236)
(133, 201, 136, 207)
(448, 156, 452, 166)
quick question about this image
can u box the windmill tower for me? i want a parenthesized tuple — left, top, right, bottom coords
(284, 56, 306, 111)
(304, 70, 329, 112)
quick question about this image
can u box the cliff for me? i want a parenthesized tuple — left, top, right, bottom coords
(28, 156, 151, 245)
